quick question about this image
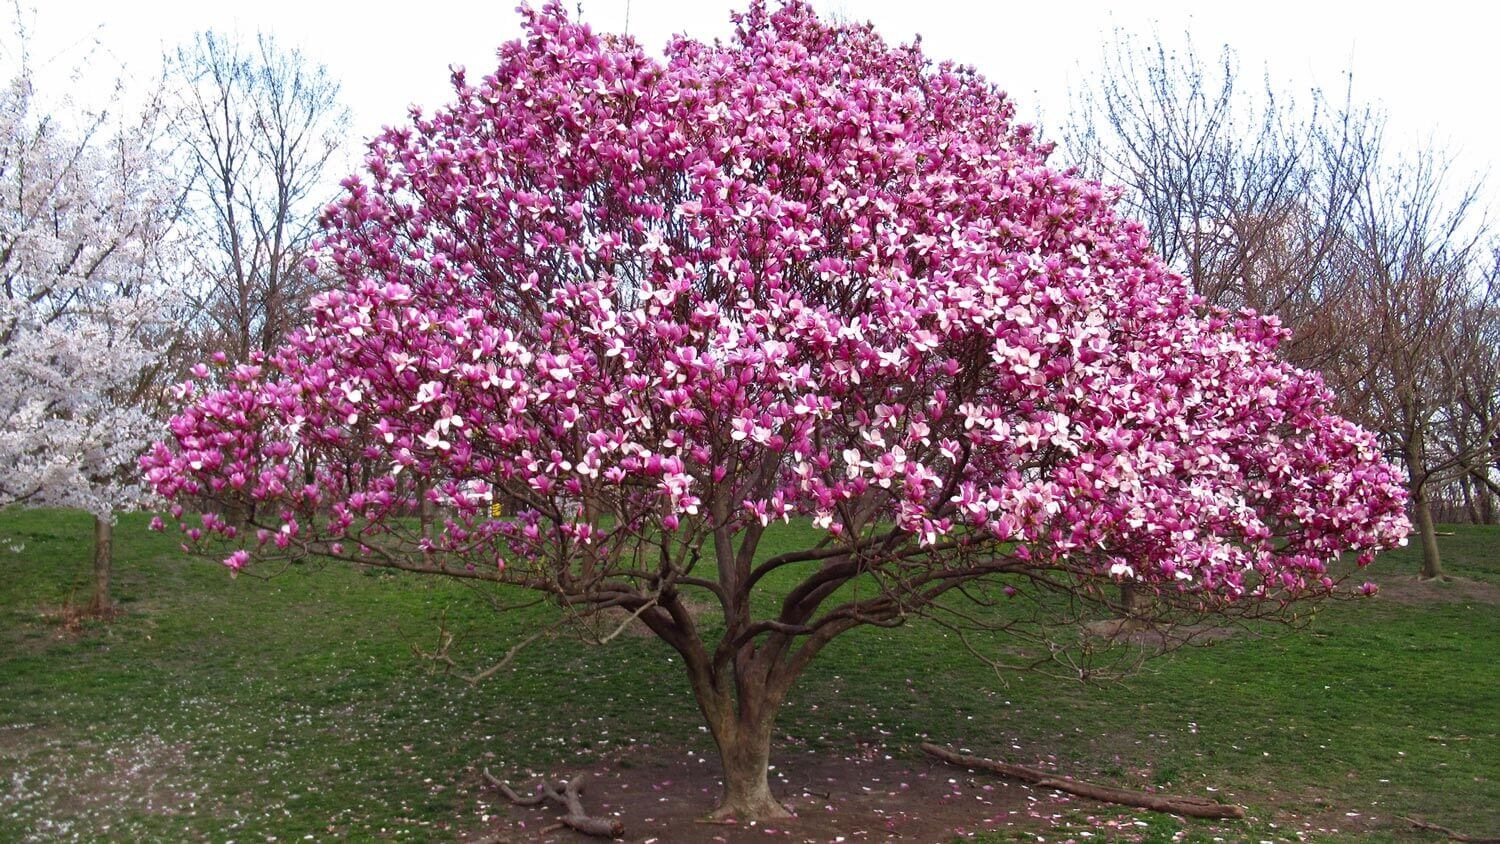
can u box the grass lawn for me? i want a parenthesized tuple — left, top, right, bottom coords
(1, 508, 1495, 841)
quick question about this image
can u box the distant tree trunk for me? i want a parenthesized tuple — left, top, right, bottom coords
(1119, 583, 1150, 618)
(1404, 440, 1444, 579)
(88, 514, 114, 615)
(417, 479, 434, 564)
(1459, 475, 1479, 524)
(1471, 467, 1497, 525)
(1411, 496, 1444, 579)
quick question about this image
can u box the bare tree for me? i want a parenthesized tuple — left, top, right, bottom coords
(1064, 32, 1388, 613)
(1328, 150, 1495, 578)
(1065, 31, 1381, 372)
(166, 31, 348, 362)
(1440, 262, 1499, 525)
(1064, 32, 1500, 573)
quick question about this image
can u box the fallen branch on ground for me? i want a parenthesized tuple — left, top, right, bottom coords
(920, 743, 1245, 819)
(1402, 816, 1500, 843)
(483, 769, 624, 838)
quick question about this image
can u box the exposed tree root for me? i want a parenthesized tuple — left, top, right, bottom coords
(920, 743, 1245, 819)
(483, 768, 624, 838)
(701, 794, 794, 822)
(1402, 816, 1500, 843)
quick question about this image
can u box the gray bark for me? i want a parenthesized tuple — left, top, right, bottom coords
(87, 514, 113, 614)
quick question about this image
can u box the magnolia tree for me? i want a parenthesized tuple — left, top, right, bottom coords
(1, 65, 180, 612)
(146, 2, 1411, 820)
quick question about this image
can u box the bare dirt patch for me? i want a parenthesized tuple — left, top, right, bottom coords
(460, 744, 1234, 843)
(1374, 575, 1500, 606)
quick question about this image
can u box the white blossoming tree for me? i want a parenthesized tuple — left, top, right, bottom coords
(0, 51, 182, 613)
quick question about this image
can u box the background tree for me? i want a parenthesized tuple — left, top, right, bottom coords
(0, 41, 183, 613)
(1064, 32, 1382, 373)
(166, 31, 348, 363)
(1449, 277, 1499, 524)
(1062, 38, 1386, 615)
(1326, 152, 1495, 577)
(1065, 33, 1500, 569)
(145, 3, 1411, 820)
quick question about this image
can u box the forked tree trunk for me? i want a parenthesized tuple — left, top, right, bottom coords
(87, 514, 113, 615)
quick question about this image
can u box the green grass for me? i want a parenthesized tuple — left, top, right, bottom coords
(1, 509, 1496, 841)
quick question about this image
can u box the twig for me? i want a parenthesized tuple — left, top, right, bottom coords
(409, 611, 552, 685)
(590, 596, 658, 645)
(921, 743, 1244, 819)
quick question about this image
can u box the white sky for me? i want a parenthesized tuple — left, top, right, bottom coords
(15, 0, 1498, 196)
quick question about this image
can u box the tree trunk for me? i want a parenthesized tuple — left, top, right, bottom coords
(417, 479, 434, 565)
(708, 708, 789, 820)
(1119, 583, 1150, 618)
(690, 672, 792, 821)
(1412, 496, 1444, 579)
(87, 514, 113, 615)
(1461, 475, 1480, 524)
(1473, 468, 1497, 525)
(1404, 439, 1444, 580)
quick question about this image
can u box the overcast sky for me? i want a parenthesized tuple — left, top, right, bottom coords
(15, 0, 1497, 194)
